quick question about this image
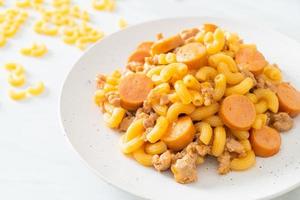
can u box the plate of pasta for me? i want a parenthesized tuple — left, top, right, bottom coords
(60, 17, 300, 200)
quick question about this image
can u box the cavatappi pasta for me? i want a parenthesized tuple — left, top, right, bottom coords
(94, 24, 300, 184)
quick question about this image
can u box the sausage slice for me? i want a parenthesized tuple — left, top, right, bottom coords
(151, 34, 184, 55)
(119, 73, 153, 110)
(276, 83, 300, 116)
(220, 95, 256, 131)
(250, 126, 281, 157)
(235, 47, 267, 75)
(176, 42, 207, 69)
(162, 116, 195, 151)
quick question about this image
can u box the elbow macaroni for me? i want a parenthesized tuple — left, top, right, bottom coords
(196, 122, 213, 145)
(217, 62, 244, 85)
(204, 28, 225, 54)
(93, 0, 116, 12)
(225, 77, 254, 96)
(146, 116, 169, 143)
(195, 66, 217, 82)
(121, 119, 145, 154)
(212, 126, 226, 156)
(231, 129, 250, 140)
(174, 80, 193, 104)
(159, 63, 188, 82)
(190, 103, 219, 121)
(20, 43, 48, 57)
(27, 82, 45, 96)
(263, 64, 282, 82)
(9, 89, 27, 101)
(8, 74, 26, 87)
(213, 74, 226, 101)
(208, 52, 238, 72)
(118, 17, 128, 29)
(254, 88, 279, 113)
(202, 115, 223, 127)
(189, 90, 204, 106)
(230, 150, 255, 171)
(133, 146, 153, 167)
(166, 102, 195, 122)
(145, 141, 167, 155)
(104, 107, 126, 128)
(252, 114, 267, 129)
(255, 100, 269, 114)
(183, 74, 201, 91)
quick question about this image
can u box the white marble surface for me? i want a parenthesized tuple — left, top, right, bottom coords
(0, 0, 300, 199)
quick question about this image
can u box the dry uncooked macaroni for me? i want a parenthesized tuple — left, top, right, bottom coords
(20, 43, 48, 57)
(4, 63, 45, 101)
(118, 18, 127, 29)
(94, 24, 300, 184)
(0, 8, 28, 47)
(92, 0, 116, 11)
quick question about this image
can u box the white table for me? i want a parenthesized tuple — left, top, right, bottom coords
(1, 0, 300, 199)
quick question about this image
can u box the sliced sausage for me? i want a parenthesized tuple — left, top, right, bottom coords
(137, 41, 154, 52)
(250, 126, 281, 157)
(220, 95, 256, 131)
(176, 42, 207, 69)
(151, 34, 184, 55)
(162, 116, 195, 151)
(119, 73, 153, 110)
(203, 23, 218, 32)
(276, 82, 300, 116)
(235, 47, 267, 75)
(127, 49, 150, 63)
(180, 28, 199, 40)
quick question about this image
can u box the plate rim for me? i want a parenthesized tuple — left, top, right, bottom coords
(59, 16, 300, 200)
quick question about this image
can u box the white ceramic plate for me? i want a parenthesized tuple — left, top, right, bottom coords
(60, 17, 300, 200)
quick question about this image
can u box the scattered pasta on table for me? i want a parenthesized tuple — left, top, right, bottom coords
(20, 43, 48, 57)
(94, 23, 300, 184)
(0, 8, 28, 47)
(92, 0, 116, 12)
(118, 17, 127, 29)
(4, 63, 45, 101)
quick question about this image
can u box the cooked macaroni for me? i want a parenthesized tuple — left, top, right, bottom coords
(94, 24, 300, 184)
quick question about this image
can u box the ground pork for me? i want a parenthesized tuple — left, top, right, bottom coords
(172, 150, 186, 163)
(152, 150, 172, 171)
(200, 85, 214, 106)
(145, 56, 159, 65)
(95, 74, 106, 89)
(171, 153, 198, 184)
(135, 101, 152, 119)
(184, 37, 196, 44)
(256, 75, 278, 92)
(240, 68, 257, 86)
(143, 112, 158, 129)
(269, 112, 293, 132)
(106, 92, 121, 107)
(196, 144, 211, 157)
(171, 143, 193, 163)
(126, 61, 144, 72)
(226, 138, 246, 156)
(135, 108, 149, 119)
(118, 116, 134, 132)
(180, 28, 199, 41)
(159, 94, 170, 105)
(143, 100, 153, 114)
(217, 151, 231, 175)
